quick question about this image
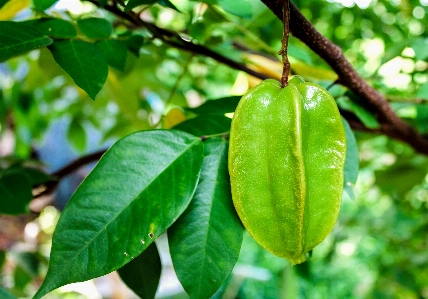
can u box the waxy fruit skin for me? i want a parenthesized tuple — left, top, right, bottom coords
(228, 77, 346, 265)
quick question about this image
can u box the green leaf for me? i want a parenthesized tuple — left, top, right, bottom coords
(342, 118, 359, 200)
(125, 35, 145, 56)
(77, 18, 112, 39)
(375, 161, 428, 197)
(350, 101, 381, 129)
(0, 21, 53, 62)
(173, 114, 232, 136)
(21, 167, 52, 186)
(33, 0, 57, 10)
(6, 165, 52, 186)
(117, 242, 161, 299)
(48, 40, 108, 100)
(0, 0, 9, 9)
(169, 138, 244, 299)
(33, 130, 204, 299)
(22, 18, 77, 38)
(157, 0, 179, 10)
(0, 251, 5, 270)
(187, 96, 241, 115)
(95, 40, 128, 72)
(217, 0, 254, 18)
(0, 171, 32, 215)
(343, 92, 380, 129)
(125, 0, 179, 11)
(411, 38, 428, 61)
(67, 119, 87, 152)
(0, 288, 18, 299)
(416, 82, 428, 100)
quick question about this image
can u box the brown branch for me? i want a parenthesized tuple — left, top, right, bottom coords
(85, 0, 271, 80)
(260, 0, 428, 155)
(32, 149, 107, 199)
(84, 0, 428, 154)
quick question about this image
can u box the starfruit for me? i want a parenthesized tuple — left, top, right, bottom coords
(228, 76, 346, 265)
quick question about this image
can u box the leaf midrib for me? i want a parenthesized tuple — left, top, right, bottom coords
(48, 138, 200, 288)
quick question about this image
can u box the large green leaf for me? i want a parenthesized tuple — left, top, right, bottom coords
(173, 114, 232, 136)
(117, 242, 161, 299)
(33, 130, 204, 299)
(187, 96, 241, 115)
(342, 118, 359, 200)
(77, 18, 112, 39)
(48, 40, 108, 100)
(0, 171, 32, 215)
(22, 18, 77, 38)
(169, 138, 244, 299)
(95, 40, 128, 72)
(0, 21, 52, 62)
(0, 288, 18, 299)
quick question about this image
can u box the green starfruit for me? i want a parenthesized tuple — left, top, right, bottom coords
(228, 76, 346, 265)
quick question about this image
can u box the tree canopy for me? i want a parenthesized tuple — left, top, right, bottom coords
(0, 0, 427, 298)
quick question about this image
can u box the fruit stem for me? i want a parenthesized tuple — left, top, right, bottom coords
(279, 0, 291, 88)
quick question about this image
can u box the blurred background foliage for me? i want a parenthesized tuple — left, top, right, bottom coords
(0, 0, 428, 298)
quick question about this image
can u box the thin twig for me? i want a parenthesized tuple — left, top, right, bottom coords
(152, 54, 195, 128)
(279, 0, 290, 87)
(32, 149, 107, 199)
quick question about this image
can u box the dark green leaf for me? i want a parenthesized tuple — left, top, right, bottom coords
(375, 160, 428, 197)
(342, 118, 359, 200)
(0, 0, 8, 9)
(77, 18, 112, 39)
(6, 165, 52, 186)
(21, 167, 52, 186)
(415, 104, 428, 134)
(125, 0, 179, 11)
(33, 130, 204, 299)
(10, 251, 39, 277)
(48, 40, 108, 100)
(0, 288, 18, 299)
(173, 114, 232, 136)
(22, 18, 76, 38)
(187, 96, 241, 115)
(169, 139, 244, 299)
(33, 0, 57, 10)
(0, 251, 5, 270)
(157, 0, 179, 10)
(125, 35, 145, 56)
(0, 171, 32, 215)
(95, 40, 128, 72)
(0, 21, 53, 62)
(117, 242, 161, 299)
(67, 119, 87, 152)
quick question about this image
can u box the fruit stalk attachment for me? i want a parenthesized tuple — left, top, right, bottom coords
(279, 0, 291, 87)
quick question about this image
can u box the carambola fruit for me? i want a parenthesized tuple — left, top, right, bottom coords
(228, 77, 346, 265)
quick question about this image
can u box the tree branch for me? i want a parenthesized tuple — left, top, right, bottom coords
(32, 149, 107, 199)
(260, 0, 428, 155)
(85, 0, 428, 155)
